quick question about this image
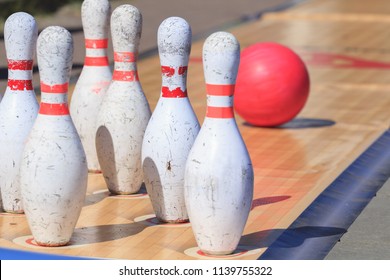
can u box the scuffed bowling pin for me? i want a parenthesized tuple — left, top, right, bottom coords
(142, 17, 200, 223)
(96, 5, 151, 194)
(184, 32, 254, 255)
(70, 0, 112, 173)
(20, 26, 88, 246)
(0, 12, 39, 213)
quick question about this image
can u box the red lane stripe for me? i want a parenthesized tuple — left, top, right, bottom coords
(206, 106, 234, 119)
(112, 70, 139, 81)
(8, 80, 33, 91)
(161, 86, 187, 98)
(206, 84, 235, 96)
(85, 39, 108, 49)
(39, 103, 69, 115)
(189, 57, 202, 63)
(26, 238, 39, 247)
(40, 83, 68, 93)
(8, 60, 33, 70)
(84, 56, 109, 66)
(114, 52, 136, 62)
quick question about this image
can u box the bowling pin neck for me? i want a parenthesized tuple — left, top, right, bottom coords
(157, 17, 191, 99)
(82, 0, 111, 40)
(7, 59, 33, 92)
(82, 0, 110, 67)
(4, 12, 37, 93)
(160, 64, 188, 98)
(202, 32, 240, 85)
(37, 26, 73, 116)
(110, 5, 142, 83)
(111, 5, 142, 54)
(4, 12, 38, 61)
(39, 82, 70, 116)
(205, 83, 235, 119)
(201, 32, 240, 120)
(37, 26, 73, 87)
(112, 52, 139, 82)
(84, 38, 109, 67)
(157, 17, 191, 66)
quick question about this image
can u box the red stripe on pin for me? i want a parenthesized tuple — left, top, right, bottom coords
(8, 60, 33, 70)
(178, 66, 188, 75)
(84, 56, 109, 66)
(161, 66, 188, 77)
(161, 66, 174, 77)
(206, 84, 235, 96)
(206, 106, 234, 119)
(8, 79, 33, 91)
(112, 70, 139, 82)
(161, 86, 187, 98)
(114, 52, 136, 62)
(85, 39, 108, 49)
(39, 103, 70, 115)
(40, 82, 68, 93)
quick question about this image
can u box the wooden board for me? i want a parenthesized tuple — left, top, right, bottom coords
(1, 0, 390, 259)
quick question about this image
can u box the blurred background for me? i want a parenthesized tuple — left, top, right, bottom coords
(0, 0, 82, 19)
(0, 0, 300, 93)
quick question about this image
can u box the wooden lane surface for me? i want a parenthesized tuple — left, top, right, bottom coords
(1, 0, 390, 259)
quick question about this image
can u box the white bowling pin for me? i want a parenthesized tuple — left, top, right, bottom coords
(96, 5, 151, 195)
(70, 0, 112, 173)
(142, 17, 200, 223)
(0, 12, 39, 213)
(20, 26, 88, 246)
(184, 32, 254, 255)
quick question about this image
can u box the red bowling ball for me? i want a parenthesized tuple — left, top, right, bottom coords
(234, 42, 310, 127)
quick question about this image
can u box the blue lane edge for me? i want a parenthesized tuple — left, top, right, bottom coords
(2, 129, 389, 260)
(0, 247, 94, 260)
(259, 129, 390, 260)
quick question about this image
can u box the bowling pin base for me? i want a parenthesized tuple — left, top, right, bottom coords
(157, 217, 189, 224)
(34, 240, 69, 247)
(3, 210, 24, 214)
(200, 249, 235, 256)
(108, 189, 141, 195)
(88, 169, 102, 174)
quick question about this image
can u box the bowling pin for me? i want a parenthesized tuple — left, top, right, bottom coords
(184, 32, 254, 255)
(20, 26, 88, 246)
(0, 12, 39, 213)
(96, 5, 151, 194)
(142, 17, 200, 223)
(70, 0, 112, 173)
